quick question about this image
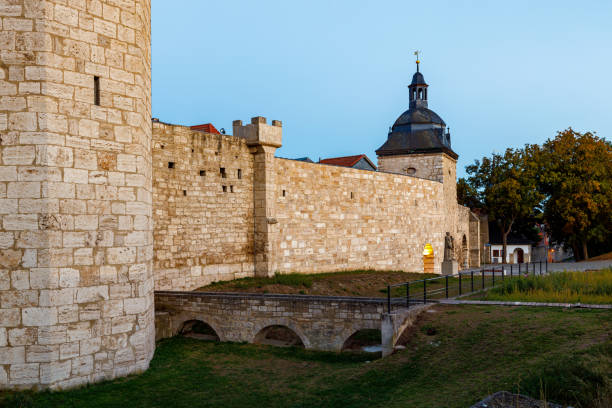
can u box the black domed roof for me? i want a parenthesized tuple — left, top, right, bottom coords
(376, 67, 457, 159)
(411, 71, 426, 85)
(393, 107, 445, 127)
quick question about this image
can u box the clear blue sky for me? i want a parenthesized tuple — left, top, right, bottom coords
(151, 0, 611, 177)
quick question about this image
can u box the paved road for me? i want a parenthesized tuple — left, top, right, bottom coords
(546, 259, 612, 271)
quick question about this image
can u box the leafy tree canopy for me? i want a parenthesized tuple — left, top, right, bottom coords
(465, 148, 544, 262)
(538, 129, 612, 259)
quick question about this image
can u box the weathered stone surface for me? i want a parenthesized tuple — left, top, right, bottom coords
(153, 121, 476, 290)
(0, 0, 154, 391)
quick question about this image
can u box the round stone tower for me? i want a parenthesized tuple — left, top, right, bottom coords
(0, 0, 154, 389)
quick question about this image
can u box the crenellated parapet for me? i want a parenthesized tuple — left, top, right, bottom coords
(233, 116, 283, 148)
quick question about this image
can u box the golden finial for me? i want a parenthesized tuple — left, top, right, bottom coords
(414, 50, 421, 71)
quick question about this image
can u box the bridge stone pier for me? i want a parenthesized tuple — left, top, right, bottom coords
(155, 291, 430, 355)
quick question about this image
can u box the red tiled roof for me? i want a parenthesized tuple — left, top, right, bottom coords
(318, 154, 376, 169)
(190, 123, 220, 135)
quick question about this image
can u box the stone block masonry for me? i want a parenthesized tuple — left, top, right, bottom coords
(274, 158, 445, 274)
(152, 121, 255, 291)
(155, 290, 430, 356)
(152, 117, 478, 291)
(0, 0, 155, 390)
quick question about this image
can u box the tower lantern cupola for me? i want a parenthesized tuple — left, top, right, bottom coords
(376, 52, 457, 160)
(409, 56, 428, 109)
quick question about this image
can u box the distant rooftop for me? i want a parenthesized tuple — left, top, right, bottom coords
(319, 154, 377, 171)
(293, 157, 314, 163)
(190, 123, 221, 135)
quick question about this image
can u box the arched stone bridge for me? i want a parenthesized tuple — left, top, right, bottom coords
(154, 291, 430, 356)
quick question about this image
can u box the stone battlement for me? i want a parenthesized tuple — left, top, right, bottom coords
(233, 116, 283, 148)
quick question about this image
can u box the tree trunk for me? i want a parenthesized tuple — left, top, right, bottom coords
(582, 241, 589, 260)
(501, 231, 508, 264)
(571, 242, 581, 261)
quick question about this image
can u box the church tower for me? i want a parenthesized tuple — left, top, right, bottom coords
(0, 0, 154, 389)
(376, 55, 460, 253)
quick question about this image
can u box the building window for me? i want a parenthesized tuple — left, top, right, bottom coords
(199, 170, 205, 176)
(94, 76, 100, 106)
(220, 168, 226, 178)
(230, 185, 234, 193)
(168, 162, 175, 169)
(222, 185, 227, 192)
(282, 190, 286, 197)
(237, 169, 242, 179)
(183, 190, 187, 196)
(493, 249, 500, 257)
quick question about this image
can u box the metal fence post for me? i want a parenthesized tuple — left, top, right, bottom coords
(423, 279, 427, 304)
(471, 271, 474, 292)
(459, 273, 462, 296)
(546, 259, 548, 274)
(482, 267, 485, 289)
(510, 263, 513, 278)
(445, 275, 449, 298)
(502, 267, 505, 282)
(518, 262, 521, 274)
(387, 285, 391, 313)
(492, 268, 495, 286)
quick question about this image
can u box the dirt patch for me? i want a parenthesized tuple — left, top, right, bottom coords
(198, 271, 428, 297)
(589, 251, 612, 261)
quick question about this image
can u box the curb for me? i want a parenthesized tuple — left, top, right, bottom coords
(438, 299, 612, 309)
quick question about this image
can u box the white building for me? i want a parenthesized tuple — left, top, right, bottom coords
(489, 244, 531, 264)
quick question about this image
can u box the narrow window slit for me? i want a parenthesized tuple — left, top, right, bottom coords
(237, 169, 242, 179)
(222, 185, 227, 192)
(183, 190, 187, 196)
(199, 170, 205, 176)
(220, 168, 226, 178)
(168, 162, 175, 169)
(94, 76, 100, 106)
(282, 190, 286, 197)
(230, 186, 234, 193)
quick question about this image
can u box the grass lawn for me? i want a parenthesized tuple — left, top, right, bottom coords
(468, 268, 612, 304)
(2, 305, 611, 408)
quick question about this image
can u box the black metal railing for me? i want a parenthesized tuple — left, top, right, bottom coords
(386, 260, 548, 313)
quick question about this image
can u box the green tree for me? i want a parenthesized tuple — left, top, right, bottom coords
(466, 148, 543, 263)
(457, 177, 481, 209)
(538, 129, 612, 260)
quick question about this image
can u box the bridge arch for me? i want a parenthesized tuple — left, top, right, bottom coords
(341, 328, 382, 351)
(180, 319, 221, 341)
(250, 319, 311, 349)
(170, 312, 227, 341)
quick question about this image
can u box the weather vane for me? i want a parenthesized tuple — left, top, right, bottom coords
(414, 50, 421, 72)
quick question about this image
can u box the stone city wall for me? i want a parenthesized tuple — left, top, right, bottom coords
(0, 0, 155, 390)
(152, 122, 255, 291)
(274, 158, 446, 274)
(150, 120, 474, 291)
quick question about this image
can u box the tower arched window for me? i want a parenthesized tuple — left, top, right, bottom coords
(424, 88, 427, 100)
(418, 89, 423, 99)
